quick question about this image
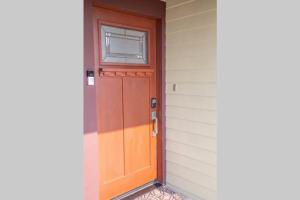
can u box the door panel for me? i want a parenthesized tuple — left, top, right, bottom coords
(123, 77, 151, 174)
(97, 77, 124, 183)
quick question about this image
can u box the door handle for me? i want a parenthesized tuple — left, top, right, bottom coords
(152, 116, 158, 136)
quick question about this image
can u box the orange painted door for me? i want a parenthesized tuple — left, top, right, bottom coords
(94, 7, 157, 200)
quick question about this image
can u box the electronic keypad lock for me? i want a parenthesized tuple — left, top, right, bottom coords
(151, 98, 157, 108)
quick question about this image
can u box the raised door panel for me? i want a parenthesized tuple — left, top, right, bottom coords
(97, 77, 124, 184)
(123, 77, 151, 174)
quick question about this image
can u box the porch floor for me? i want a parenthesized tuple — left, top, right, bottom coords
(132, 185, 186, 200)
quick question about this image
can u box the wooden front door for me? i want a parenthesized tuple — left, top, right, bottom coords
(94, 7, 158, 200)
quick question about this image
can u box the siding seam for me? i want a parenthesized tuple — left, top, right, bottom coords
(166, 127, 216, 139)
(166, 150, 216, 166)
(166, 93, 216, 98)
(166, 116, 216, 125)
(166, 105, 216, 112)
(166, 69, 216, 72)
(167, 24, 216, 34)
(167, 8, 216, 23)
(166, 138, 216, 153)
(166, 160, 217, 178)
(167, 171, 217, 192)
(166, 0, 195, 10)
(165, 116, 216, 125)
(166, 81, 216, 84)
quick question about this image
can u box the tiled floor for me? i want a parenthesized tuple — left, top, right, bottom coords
(133, 186, 185, 200)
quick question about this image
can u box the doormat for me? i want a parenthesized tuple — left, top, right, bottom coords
(133, 185, 186, 200)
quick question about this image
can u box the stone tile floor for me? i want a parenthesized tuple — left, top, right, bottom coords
(133, 186, 186, 200)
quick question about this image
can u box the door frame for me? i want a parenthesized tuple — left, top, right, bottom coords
(84, 0, 166, 186)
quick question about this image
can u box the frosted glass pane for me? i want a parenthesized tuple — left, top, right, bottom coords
(101, 25, 148, 64)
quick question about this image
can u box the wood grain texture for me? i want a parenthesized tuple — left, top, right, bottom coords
(97, 77, 124, 184)
(123, 77, 152, 174)
(97, 77, 157, 200)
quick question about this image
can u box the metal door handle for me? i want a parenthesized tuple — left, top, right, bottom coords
(152, 116, 158, 136)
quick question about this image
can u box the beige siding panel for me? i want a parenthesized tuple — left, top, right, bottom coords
(166, 83, 216, 96)
(167, 161, 217, 190)
(166, 106, 216, 124)
(167, 41, 216, 58)
(167, 10, 216, 33)
(167, 25, 216, 46)
(166, 118, 216, 138)
(167, 173, 217, 200)
(167, 0, 216, 21)
(166, 0, 216, 199)
(166, 151, 217, 177)
(166, 128, 216, 151)
(167, 53, 216, 70)
(166, 94, 216, 110)
(167, 40, 216, 55)
(166, 69, 216, 83)
(166, 140, 216, 165)
(166, 0, 195, 9)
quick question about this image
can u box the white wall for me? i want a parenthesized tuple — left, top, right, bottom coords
(165, 0, 217, 199)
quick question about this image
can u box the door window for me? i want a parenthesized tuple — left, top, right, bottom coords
(101, 25, 148, 64)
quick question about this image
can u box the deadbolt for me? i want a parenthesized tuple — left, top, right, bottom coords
(151, 98, 157, 108)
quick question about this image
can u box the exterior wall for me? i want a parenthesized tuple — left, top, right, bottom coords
(84, 0, 99, 200)
(165, 0, 217, 199)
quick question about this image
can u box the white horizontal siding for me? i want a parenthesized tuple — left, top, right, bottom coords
(166, 0, 217, 199)
(166, 106, 216, 124)
(167, 26, 216, 47)
(166, 69, 216, 83)
(166, 95, 216, 110)
(167, 173, 217, 200)
(167, 140, 216, 165)
(167, 52, 216, 70)
(167, 161, 217, 190)
(166, 0, 195, 9)
(166, 0, 216, 22)
(166, 151, 217, 177)
(166, 83, 216, 96)
(167, 42, 216, 59)
(166, 128, 216, 151)
(167, 10, 216, 33)
(166, 118, 216, 138)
